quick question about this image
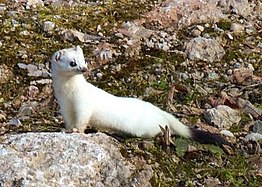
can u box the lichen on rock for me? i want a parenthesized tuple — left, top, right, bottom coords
(0, 132, 152, 187)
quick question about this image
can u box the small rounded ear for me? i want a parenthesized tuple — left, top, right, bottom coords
(75, 45, 83, 52)
(54, 51, 62, 62)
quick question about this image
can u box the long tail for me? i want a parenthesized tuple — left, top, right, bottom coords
(166, 112, 231, 147)
(189, 127, 231, 147)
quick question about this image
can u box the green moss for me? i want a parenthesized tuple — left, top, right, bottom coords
(217, 20, 231, 31)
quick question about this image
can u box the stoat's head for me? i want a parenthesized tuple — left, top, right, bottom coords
(51, 46, 87, 76)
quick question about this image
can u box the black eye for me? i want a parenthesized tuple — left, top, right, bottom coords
(70, 61, 77, 67)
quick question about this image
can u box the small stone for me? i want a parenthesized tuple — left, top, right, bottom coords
(227, 33, 233, 40)
(18, 101, 38, 116)
(159, 31, 168, 38)
(247, 63, 254, 71)
(245, 25, 256, 35)
(97, 32, 103, 37)
(20, 30, 30, 36)
(21, 54, 28, 59)
(27, 85, 39, 100)
(126, 39, 134, 46)
(230, 23, 244, 33)
(233, 62, 241, 69)
(204, 105, 241, 129)
(43, 21, 55, 32)
(146, 40, 155, 48)
(96, 72, 103, 79)
(30, 79, 52, 85)
(161, 42, 169, 51)
(253, 120, 262, 134)
(213, 24, 224, 32)
(7, 118, 22, 126)
(97, 24, 101, 31)
(180, 73, 189, 80)
(0, 4, 6, 12)
(115, 32, 124, 38)
(202, 33, 210, 38)
(227, 69, 233, 75)
(185, 36, 225, 62)
(245, 133, 262, 141)
(207, 71, 220, 80)
(27, 0, 44, 7)
(191, 29, 201, 37)
(196, 25, 204, 32)
(220, 129, 234, 137)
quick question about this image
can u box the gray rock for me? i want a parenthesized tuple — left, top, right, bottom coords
(18, 101, 39, 116)
(26, 0, 44, 8)
(204, 105, 241, 129)
(253, 120, 262, 134)
(220, 129, 234, 137)
(0, 133, 152, 187)
(96, 72, 103, 80)
(17, 63, 50, 77)
(0, 4, 6, 12)
(245, 133, 262, 141)
(6, 118, 21, 126)
(191, 29, 202, 37)
(43, 21, 55, 32)
(185, 36, 225, 62)
(146, 39, 155, 48)
(230, 23, 244, 33)
(30, 79, 52, 85)
(196, 25, 204, 32)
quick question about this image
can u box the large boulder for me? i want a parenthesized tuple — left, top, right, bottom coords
(0, 132, 152, 187)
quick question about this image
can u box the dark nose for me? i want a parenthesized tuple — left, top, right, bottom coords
(81, 67, 87, 72)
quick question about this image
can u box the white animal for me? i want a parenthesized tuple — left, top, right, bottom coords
(51, 46, 229, 147)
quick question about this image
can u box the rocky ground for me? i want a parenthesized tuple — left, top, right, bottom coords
(0, 0, 261, 186)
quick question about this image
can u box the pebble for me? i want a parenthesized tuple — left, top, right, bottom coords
(247, 63, 254, 71)
(226, 33, 233, 40)
(245, 133, 262, 141)
(220, 129, 234, 137)
(253, 120, 262, 134)
(96, 72, 103, 79)
(191, 29, 201, 37)
(180, 73, 189, 80)
(227, 69, 233, 75)
(146, 40, 155, 48)
(204, 105, 241, 129)
(159, 31, 168, 38)
(230, 23, 244, 33)
(245, 25, 255, 35)
(30, 79, 52, 85)
(0, 4, 6, 12)
(233, 62, 241, 69)
(126, 39, 134, 46)
(18, 101, 38, 116)
(202, 33, 210, 38)
(20, 30, 30, 36)
(115, 32, 124, 38)
(27, 85, 39, 100)
(43, 21, 55, 32)
(196, 25, 204, 32)
(7, 118, 22, 126)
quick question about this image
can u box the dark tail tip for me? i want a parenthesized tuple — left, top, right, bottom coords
(190, 127, 232, 148)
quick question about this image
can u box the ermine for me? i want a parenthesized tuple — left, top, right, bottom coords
(51, 46, 230, 147)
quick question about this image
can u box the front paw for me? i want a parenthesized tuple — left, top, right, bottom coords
(73, 128, 85, 133)
(61, 128, 74, 133)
